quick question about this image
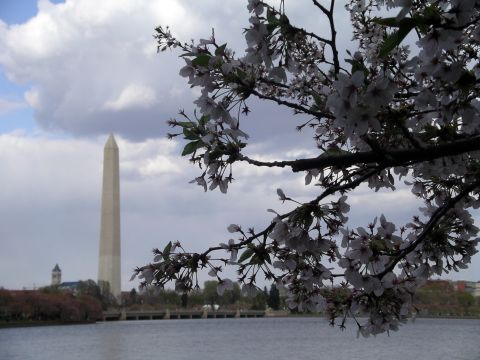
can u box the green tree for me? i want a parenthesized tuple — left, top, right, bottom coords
(181, 293, 188, 308)
(250, 290, 267, 311)
(0, 289, 12, 321)
(220, 282, 241, 307)
(187, 289, 204, 308)
(77, 280, 102, 299)
(159, 289, 181, 308)
(456, 292, 475, 308)
(268, 284, 280, 310)
(203, 281, 219, 309)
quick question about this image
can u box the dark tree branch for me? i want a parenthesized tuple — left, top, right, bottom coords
(312, 0, 329, 16)
(311, 0, 340, 75)
(250, 89, 334, 119)
(295, 27, 332, 44)
(258, 77, 290, 89)
(239, 136, 480, 172)
(327, 0, 339, 76)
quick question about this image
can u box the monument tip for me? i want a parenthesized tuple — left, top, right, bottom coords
(105, 133, 118, 148)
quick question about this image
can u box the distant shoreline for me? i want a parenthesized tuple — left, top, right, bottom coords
(0, 320, 96, 329)
(1, 314, 479, 329)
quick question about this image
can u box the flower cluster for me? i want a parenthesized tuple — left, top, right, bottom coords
(140, 0, 480, 336)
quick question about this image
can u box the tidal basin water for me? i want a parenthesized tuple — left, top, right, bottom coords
(0, 317, 479, 360)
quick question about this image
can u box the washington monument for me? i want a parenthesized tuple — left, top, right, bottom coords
(98, 134, 121, 299)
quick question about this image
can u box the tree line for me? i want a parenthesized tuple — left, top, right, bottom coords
(125, 281, 282, 311)
(414, 280, 480, 317)
(1, 279, 477, 325)
(0, 287, 102, 324)
(126, 280, 479, 318)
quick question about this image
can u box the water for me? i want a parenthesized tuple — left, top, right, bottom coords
(0, 317, 479, 360)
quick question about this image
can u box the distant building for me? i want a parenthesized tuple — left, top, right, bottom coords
(456, 280, 480, 297)
(50, 264, 80, 293)
(51, 264, 61, 286)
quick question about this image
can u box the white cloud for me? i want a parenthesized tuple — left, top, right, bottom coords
(0, 0, 344, 142)
(0, 0, 249, 140)
(24, 88, 40, 108)
(104, 84, 157, 111)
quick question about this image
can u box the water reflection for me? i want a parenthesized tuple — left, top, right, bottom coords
(0, 318, 479, 360)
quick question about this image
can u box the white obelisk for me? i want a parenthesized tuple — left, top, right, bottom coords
(98, 134, 121, 300)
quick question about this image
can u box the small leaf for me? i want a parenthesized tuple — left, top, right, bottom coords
(192, 54, 211, 67)
(345, 59, 369, 78)
(215, 43, 227, 56)
(379, 22, 415, 58)
(266, 8, 279, 27)
(264, 253, 272, 265)
(182, 140, 203, 156)
(313, 93, 324, 107)
(183, 128, 198, 141)
(372, 17, 401, 27)
(235, 68, 247, 80)
(177, 121, 195, 128)
(303, 214, 314, 229)
(163, 241, 172, 259)
(238, 248, 254, 263)
(250, 254, 262, 265)
(199, 115, 210, 127)
(318, 147, 350, 158)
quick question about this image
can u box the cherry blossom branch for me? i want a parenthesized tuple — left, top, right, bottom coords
(238, 135, 480, 172)
(138, 166, 381, 279)
(190, 167, 379, 260)
(378, 178, 480, 278)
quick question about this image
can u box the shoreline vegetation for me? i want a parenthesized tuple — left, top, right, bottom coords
(0, 320, 96, 329)
(1, 280, 479, 329)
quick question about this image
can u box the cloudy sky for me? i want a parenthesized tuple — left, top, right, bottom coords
(0, 0, 478, 292)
